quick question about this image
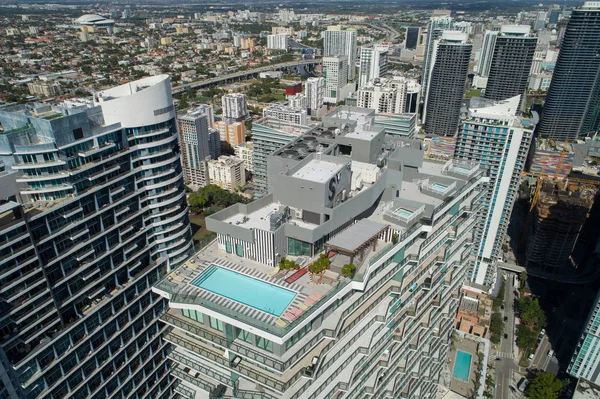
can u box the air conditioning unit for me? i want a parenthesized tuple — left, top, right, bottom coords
(295, 208, 303, 219)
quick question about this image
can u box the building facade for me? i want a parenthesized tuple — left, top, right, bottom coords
(263, 105, 309, 126)
(215, 120, 246, 147)
(235, 142, 254, 173)
(483, 25, 537, 109)
(305, 77, 325, 117)
(267, 34, 289, 50)
(568, 262, 600, 383)
(323, 55, 354, 104)
(153, 106, 488, 399)
(454, 95, 533, 285)
(356, 76, 420, 114)
(288, 93, 308, 112)
(537, 2, 600, 140)
(358, 47, 389, 88)
(323, 26, 357, 81)
(423, 31, 471, 137)
(0, 75, 193, 398)
(179, 109, 221, 188)
(208, 156, 246, 191)
(221, 93, 248, 120)
(251, 118, 313, 197)
(27, 81, 62, 98)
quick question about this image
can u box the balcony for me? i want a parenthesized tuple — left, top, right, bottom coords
(12, 160, 66, 170)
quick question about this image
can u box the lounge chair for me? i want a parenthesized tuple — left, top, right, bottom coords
(267, 266, 280, 277)
(297, 302, 309, 311)
(275, 318, 288, 327)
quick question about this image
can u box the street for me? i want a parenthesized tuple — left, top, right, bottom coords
(495, 272, 520, 399)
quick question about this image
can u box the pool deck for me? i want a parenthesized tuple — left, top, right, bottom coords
(157, 240, 336, 330)
(448, 334, 480, 398)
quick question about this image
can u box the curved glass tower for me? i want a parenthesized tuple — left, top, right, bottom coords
(0, 75, 192, 398)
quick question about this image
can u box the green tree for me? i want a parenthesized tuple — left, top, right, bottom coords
(526, 372, 566, 399)
(519, 297, 546, 329)
(516, 324, 537, 349)
(492, 280, 505, 310)
(341, 263, 356, 278)
(308, 254, 330, 275)
(280, 257, 299, 271)
(489, 312, 504, 344)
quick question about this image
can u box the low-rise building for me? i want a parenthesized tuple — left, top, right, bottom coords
(263, 104, 308, 126)
(235, 142, 254, 173)
(27, 81, 62, 98)
(208, 155, 246, 191)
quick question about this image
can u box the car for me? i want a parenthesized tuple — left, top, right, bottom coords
(495, 357, 501, 362)
(548, 350, 554, 357)
(528, 353, 534, 361)
(504, 316, 508, 321)
(504, 333, 508, 339)
(541, 329, 546, 335)
(501, 305, 505, 310)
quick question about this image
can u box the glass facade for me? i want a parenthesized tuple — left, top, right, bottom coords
(287, 237, 312, 257)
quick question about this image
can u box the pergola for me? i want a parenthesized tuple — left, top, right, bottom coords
(325, 219, 389, 265)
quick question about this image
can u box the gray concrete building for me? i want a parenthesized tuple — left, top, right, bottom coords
(153, 106, 488, 399)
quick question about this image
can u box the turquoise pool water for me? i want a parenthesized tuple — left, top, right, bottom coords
(192, 266, 296, 316)
(455, 166, 471, 174)
(432, 183, 448, 192)
(453, 350, 472, 381)
(394, 208, 413, 218)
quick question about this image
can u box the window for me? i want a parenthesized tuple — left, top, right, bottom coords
(182, 309, 203, 323)
(288, 237, 311, 257)
(209, 317, 224, 332)
(256, 336, 273, 352)
(225, 241, 232, 254)
(235, 243, 243, 257)
(237, 328, 253, 343)
(73, 128, 84, 140)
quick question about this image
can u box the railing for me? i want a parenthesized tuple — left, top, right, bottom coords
(157, 276, 349, 337)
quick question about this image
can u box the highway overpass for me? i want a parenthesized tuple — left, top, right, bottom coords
(171, 59, 321, 95)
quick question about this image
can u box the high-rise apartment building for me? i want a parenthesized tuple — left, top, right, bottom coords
(215, 120, 246, 147)
(179, 109, 221, 188)
(263, 105, 309, 126)
(534, 11, 547, 30)
(323, 26, 357, 81)
(0, 75, 193, 398)
(207, 156, 246, 191)
(476, 31, 499, 79)
(356, 76, 419, 114)
(358, 46, 389, 88)
(484, 25, 537, 109)
(152, 106, 488, 399)
(221, 93, 248, 120)
(454, 95, 533, 285)
(538, 2, 600, 140)
(421, 17, 471, 97)
(323, 55, 355, 104)
(251, 117, 314, 197)
(423, 31, 471, 137)
(305, 77, 325, 117)
(267, 34, 288, 50)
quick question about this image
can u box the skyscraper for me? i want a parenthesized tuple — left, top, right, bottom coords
(323, 55, 352, 104)
(476, 30, 499, 78)
(0, 75, 193, 398)
(358, 46, 389, 88)
(405, 27, 420, 50)
(179, 108, 221, 188)
(323, 26, 357, 81)
(221, 93, 248, 120)
(455, 95, 533, 285)
(537, 2, 600, 140)
(423, 31, 471, 137)
(484, 25, 537, 109)
(152, 106, 488, 399)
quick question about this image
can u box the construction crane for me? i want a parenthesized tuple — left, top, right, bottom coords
(520, 175, 543, 250)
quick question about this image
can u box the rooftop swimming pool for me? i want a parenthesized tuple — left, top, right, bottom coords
(454, 166, 472, 175)
(453, 350, 472, 381)
(394, 208, 414, 219)
(192, 265, 296, 316)
(432, 183, 448, 192)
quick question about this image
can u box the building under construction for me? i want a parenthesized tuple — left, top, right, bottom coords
(525, 181, 597, 271)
